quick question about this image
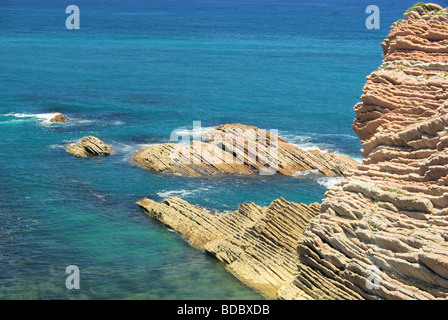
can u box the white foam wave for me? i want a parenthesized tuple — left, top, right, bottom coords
(280, 132, 330, 152)
(293, 169, 319, 177)
(171, 126, 216, 139)
(279, 131, 363, 163)
(48, 144, 65, 150)
(315, 176, 344, 188)
(293, 169, 345, 188)
(70, 118, 93, 125)
(157, 187, 209, 198)
(3, 112, 62, 124)
(313, 133, 359, 140)
(1, 113, 123, 127)
(48, 139, 80, 150)
(112, 142, 162, 162)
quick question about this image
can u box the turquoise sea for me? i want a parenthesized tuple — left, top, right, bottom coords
(1, 0, 442, 299)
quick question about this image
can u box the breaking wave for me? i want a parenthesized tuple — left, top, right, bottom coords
(157, 188, 210, 198)
(293, 169, 345, 188)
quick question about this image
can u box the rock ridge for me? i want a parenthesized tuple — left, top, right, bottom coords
(132, 123, 358, 177)
(66, 136, 112, 158)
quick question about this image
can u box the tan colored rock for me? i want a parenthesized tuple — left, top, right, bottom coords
(66, 136, 112, 157)
(132, 124, 358, 177)
(137, 197, 327, 299)
(426, 3, 443, 11)
(49, 112, 68, 123)
(296, 8, 448, 300)
(404, 10, 421, 20)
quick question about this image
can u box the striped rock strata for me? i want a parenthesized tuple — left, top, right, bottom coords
(66, 136, 112, 158)
(137, 197, 321, 299)
(49, 112, 68, 123)
(295, 4, 448, 300)
(138, 4, 448, 300)
(132, 123, 358, 177)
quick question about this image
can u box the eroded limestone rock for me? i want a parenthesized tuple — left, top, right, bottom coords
(137, 197, 323, 299)
(133, 124, 358, 177)
(296, 5, 448, 300)
(49, 112, 68, 123)
(136, 4, 448, 300)
(66, 136, 112, 158)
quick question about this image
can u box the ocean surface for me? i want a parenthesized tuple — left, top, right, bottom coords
(1, 0, 441, 299)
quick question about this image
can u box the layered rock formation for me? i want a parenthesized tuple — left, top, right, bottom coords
(49, 112, 68, 123)
(66, 136, 112, 157)
(295, 4, 448, 300)
(138, 4, 448, 300)
(137, 197, 321, 299)
(133, 123, 358, 177)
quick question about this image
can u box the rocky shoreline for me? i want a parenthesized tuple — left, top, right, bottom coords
(137, 4, 448, 300)
(295, 4, 448, 300)
(137, 197, 322, 299)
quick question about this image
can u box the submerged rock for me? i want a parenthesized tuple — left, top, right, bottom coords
(66, 136, 112, 157)
(132, 123, 359, 177)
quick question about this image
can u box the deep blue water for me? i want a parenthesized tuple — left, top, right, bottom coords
(1, 0, 443, 299)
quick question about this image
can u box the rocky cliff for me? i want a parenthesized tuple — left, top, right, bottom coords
(295, 3, 448, 300)
(138, 4, 448, 300)
(133, 123, 358, 177)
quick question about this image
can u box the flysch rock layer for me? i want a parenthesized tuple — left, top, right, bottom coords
(138, 4, 448, 300)
(137, 197, 322, 299)
(296, 4, 448, 300)
(132, 123, 358, 177)
(66, 136, 112, 158)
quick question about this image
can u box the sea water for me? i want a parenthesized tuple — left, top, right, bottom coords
(0, 0, 436, 299)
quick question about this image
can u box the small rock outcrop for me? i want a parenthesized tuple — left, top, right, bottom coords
(133, 123, 358, 177)
(66, 136, 112, 158)
(49, 112, 68, 123)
